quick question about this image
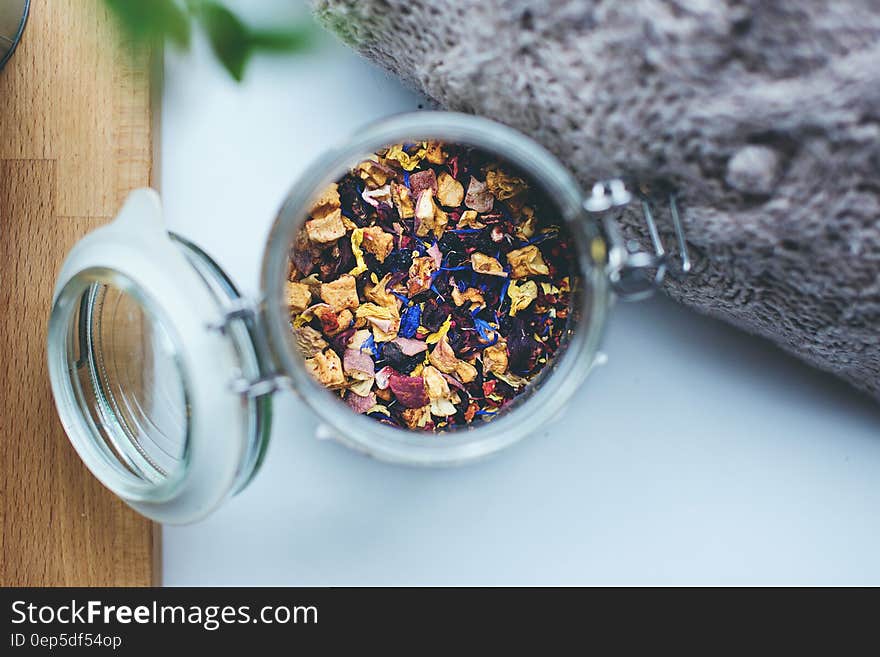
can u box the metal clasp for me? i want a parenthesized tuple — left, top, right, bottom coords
(584, 179, 691, 301)
(207, 296, 290, 398)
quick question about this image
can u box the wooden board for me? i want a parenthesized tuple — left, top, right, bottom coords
(0, 0, 158, 586)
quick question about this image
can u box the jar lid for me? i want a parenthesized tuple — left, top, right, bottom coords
(47, 190, 271, 523)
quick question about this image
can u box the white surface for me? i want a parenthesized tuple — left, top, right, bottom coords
(160, 10, 880, 585)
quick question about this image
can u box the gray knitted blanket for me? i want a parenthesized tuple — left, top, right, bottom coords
(312, 0, 880, 401)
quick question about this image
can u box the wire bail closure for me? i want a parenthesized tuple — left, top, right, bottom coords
(205, 295, 289, 398)
(584, 179, 691, 301)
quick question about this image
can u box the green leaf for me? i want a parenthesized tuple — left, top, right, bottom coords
(105, 0, 191, 48)
(106, 0, 316, 82)
(197, 2, 251, 81)
(248, 24, 315, 54)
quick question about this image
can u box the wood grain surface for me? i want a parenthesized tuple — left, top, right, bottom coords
(0, 0, 158, 586)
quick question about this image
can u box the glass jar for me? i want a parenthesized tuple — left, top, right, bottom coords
(47, 111, 688, 523)
(0, 0, 29, 70)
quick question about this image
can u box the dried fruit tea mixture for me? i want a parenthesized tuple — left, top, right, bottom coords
(287, 141, 575, 432)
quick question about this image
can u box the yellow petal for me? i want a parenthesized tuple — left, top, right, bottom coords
(508, 280, 538, 317)
(385, 143, 428, 171)
(365, 404, 390, 417)
(425, 315, 452, 345)
(349, 228, 367, 276)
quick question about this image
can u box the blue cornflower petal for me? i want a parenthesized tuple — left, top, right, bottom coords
(498, 278, 511, 308)
(399, 304, 421, 338)
(360, 334, 381, 358)
(473, 318, 499, 346)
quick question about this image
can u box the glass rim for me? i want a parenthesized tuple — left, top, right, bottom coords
(260, 111, 611, 465)
(47, 267, 193, 502)
(0, 0, 29, 71)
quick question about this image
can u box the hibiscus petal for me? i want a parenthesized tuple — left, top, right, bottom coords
(392, 337, 429, 356)
(346, 391, 376, 414)
(388, 373, 429, 408)
(375, 365, 394, 390)
(343, 348, 375, 377)
(426, 241, 443, 268)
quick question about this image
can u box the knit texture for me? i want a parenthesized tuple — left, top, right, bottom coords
(312, 0, 880, 400)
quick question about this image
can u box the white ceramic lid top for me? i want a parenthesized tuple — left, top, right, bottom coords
(47, 189, 252, 523)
